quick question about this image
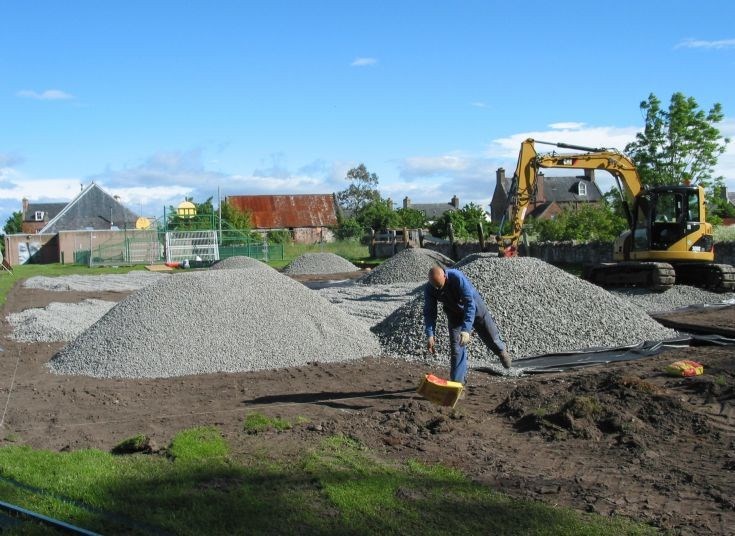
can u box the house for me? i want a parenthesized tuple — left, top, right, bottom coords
(21, 200, 66, 234)
(32, 182, 138, 233)
(225, 193, 339, 243)
(401, 195, 460, 223)
(490, 167, 603, 224)
(6, 182, 142, 266)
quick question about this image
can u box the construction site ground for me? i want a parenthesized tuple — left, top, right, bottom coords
(1, 281, 733, 535)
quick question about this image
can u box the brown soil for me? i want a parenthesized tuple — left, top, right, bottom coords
(0, 280, 733, 535)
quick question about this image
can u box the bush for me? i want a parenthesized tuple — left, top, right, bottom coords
(267, 229, 292, 244)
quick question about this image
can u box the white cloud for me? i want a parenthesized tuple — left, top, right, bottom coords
(16, 89, 74, 100)
(549, 122, 586, 130)
(470, 102, 488, 108)
(675, 38, 735, 50)
(488, 124, 640, 160)
(351, 57, 377, 67)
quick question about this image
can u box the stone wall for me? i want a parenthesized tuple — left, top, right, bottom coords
(422, 239, 735, 266)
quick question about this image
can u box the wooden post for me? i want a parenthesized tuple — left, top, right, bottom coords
(402, 227, 409, 249)
(448, 222, 458, 260)
(418, 228, 424, 248)
(370, 228, 376, 258)
(477, 223, 485, 251)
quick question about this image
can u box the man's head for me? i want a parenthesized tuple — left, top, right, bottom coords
(428, 266, 446, 290)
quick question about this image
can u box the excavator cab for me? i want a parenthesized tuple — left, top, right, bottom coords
(631, 186, 709, 254)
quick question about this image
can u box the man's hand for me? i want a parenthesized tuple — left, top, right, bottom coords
(459, 331, 471, 346)
(427, 336, 436, 354)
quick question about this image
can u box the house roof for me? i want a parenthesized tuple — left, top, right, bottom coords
(408, 203, 458, 220)
(23, 202, 66, 221)
(728, 191, 735, 205)
(225, 194, 338, 229)
(541, 175, 603, 203)
(528, 202, 559, 220)
(39, 183, 138, 233)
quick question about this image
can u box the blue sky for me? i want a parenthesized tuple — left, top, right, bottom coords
(1, 0, 734, 226)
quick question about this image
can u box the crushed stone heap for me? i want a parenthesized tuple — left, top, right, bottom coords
(7, 299, 116, 342)
(210, 256, 271, 271)
(24, 271, 167, 292)
(50, 266, 381, 379)
(282, 252, 359, 275)
(359, 248, 454, 285)
(372, 255, 676, 370)
(611, 285, 735, 314)
(318, 282, 422, 327)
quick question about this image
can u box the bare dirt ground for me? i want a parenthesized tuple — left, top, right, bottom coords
(0, 280, 733, 535)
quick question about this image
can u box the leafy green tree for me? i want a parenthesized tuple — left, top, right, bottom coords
(625, 93, 729, 190)
(395, 207, 427, 229)
(220, 200, 252, 230)
(335, 217, 363, 240)
(533, 204, 627, 243)
(3, 211, 22, 235)
(356, 199, 398, 231)
(430, 209, 469, 239)
(429, 203, 496, 240)
(336, 164, 381, 213)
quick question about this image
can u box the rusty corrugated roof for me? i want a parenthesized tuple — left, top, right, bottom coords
(226, 194, 338, 229)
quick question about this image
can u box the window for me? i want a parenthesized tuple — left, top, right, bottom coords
(577, 182, 587, 196)
(34, 211, 45, 221)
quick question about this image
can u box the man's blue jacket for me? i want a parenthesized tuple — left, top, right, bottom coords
(424, 268, 486, 337)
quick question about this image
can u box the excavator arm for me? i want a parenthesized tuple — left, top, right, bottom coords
(496, 138, 642, 254)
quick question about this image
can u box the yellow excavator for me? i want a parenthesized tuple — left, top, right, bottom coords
(496, 138, 735, 292)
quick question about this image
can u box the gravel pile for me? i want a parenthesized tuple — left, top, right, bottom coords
(24, 271, 167, 292)
(49, 268, 381, 378)
(372, 256, 676, 373)
(359, 248, 454, 285)
(611, 286, 735, 313)
(282, 253, 359, 275)
(318, 282, 422, 327)
(7, 299, 116, 342)
(210, 256, 271, 271)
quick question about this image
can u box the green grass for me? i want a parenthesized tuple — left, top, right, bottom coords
(243, 413, 294, 433)
(0, 263, 143, 306)
(168, 426, 228, 461)
(267, 240, 376, 269)
(713, 225, 735, 242)
(0, 429, 658, 535)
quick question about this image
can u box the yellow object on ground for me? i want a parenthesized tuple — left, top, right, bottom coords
(417, 374, 464, 407)
(665, 360, 704, 377)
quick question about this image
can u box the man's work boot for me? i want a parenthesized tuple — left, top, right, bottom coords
(499, 350, 512, 369)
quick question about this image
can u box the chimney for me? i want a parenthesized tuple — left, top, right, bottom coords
(584, 169, 595, 182)
(451, 195, 460, 209)
(22, 197, 29, 217)
(403, 196, 411, 209)
(496, 168, 506, 190)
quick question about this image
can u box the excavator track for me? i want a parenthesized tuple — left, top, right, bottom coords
(672, 263, 735, 292)
(583, 262, 676, 292)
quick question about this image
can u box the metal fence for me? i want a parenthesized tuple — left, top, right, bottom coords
(84, 228, 283, 266)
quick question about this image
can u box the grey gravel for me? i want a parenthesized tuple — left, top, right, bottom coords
(372, 256, 676, 373)
(611, 285, 735, 313)
(7, 299, 116, 342)
(210, 256, 272, 271)
(24, 271, 167, 292)
(359, 248, 454, 285)
(49, 267, 381, 378)
(282, 253, 359, 275)
(318, 282, 422, 327)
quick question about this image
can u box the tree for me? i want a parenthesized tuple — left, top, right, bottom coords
(532, 204, 628, 243)
(429, 203, 496, 240)
(220, 200, 252, 230)
(625, 92, 729, 190)
(336, 164, 381, 213)
(3, 211, 22, 235)
(395, 207, 427, 229)
(356, 199, 398, 231)
(166, 196, 215, 230)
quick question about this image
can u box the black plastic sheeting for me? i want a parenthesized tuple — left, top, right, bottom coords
(475, 334, 735, 374)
